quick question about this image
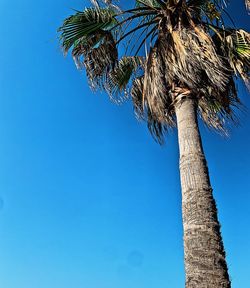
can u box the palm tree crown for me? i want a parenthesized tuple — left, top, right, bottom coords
(58, 0, 250, 143)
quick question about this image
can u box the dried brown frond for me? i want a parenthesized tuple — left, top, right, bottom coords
(143, 47, 175, 126)
(131, 76, 145, 120)
(131, 75, 170, 143)
(72, 31, 118, 90)
(139, 24, 231, 137)
(160, 25, 228, 92)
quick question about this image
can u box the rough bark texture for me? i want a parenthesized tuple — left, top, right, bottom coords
(175, 97, 231, 288)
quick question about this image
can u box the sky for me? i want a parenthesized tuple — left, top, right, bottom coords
(0, 1, 249, 288)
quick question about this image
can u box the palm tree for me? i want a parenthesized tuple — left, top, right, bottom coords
(58, 0, 250, 287)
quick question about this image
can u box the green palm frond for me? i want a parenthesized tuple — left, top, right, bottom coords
(58, 7, 117, 54)
(221, 29, 250, 89)
(59, 6, 119, 90)
(106, 56, 144, 102)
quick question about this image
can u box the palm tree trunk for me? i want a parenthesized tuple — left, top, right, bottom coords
(175, 97, 231, 288)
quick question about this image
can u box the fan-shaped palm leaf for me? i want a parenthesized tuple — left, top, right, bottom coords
(213, 28, 250, 90)
(58, 7, 117, 54)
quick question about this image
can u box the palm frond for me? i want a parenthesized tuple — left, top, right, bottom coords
(136, 0, 164, 9)
(73, 31, 118, 90)
(143, 46, 173, 124)
(219, 29, 250, 90)
(90, 0, 100, 8)
(91, 0, 122, 12)
(131, 76, 145, 120)
(142, 25, 229, 112)
(198, 77, 241, 133)
(131, 75, 170, 144)
(58, 7, 117, 54)
(106, 56, 144, 102)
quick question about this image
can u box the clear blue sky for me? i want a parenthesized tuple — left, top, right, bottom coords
(0, 1, 249, 287)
